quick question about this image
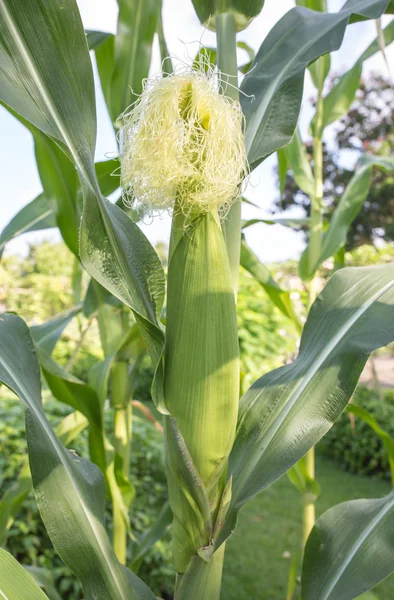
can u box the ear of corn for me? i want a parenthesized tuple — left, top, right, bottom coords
(164, 210, 239, 572)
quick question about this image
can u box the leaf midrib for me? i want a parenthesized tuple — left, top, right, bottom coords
(319, 492, 394, 599)
(234, 272, 394, 498)
(0, 1, 94, 188)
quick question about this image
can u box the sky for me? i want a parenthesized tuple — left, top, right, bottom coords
(1, 0, 393, 262)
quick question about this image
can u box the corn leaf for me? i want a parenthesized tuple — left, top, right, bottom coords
(110, 0, 160, 123)
(0, 410, 88, 546)
(0, 313, 155, 599)
(0, 549, 49, 599)
(30, 305, 82, 355)
(241, 0, 390, 169)
(302, 490, 394, 600)
(299, 155, 394, 280)
(282, 128, 315, 197)
(358, 18, 394, 61)
(0, 0, 97, 178)
(0, 194, 56, 257)
(0, 0, 166, 366)
(347, 404, 394, 484)
(314, 61, 362, 133)
(240, 238, 301, 330)
(218, 264, 394, 545)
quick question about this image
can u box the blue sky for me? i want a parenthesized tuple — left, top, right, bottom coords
(1, 0, 393, 262)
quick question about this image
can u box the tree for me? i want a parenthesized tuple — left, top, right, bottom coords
(275, 74, 394, 250)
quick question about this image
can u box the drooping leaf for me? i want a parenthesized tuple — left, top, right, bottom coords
(30, 305, 82, 355)
(0, 549, 49, 599)
(241, 0, 390, 169)
(33, 131, 80, 255)
(80, 188, 166, 366)
(0, 194, 56, 257)
(300, 156, 394, 280)
(0, 313, 155, 600)
(0, 411, 88, 546)
(1, 0, 166, 375)
(0, 0, 97, 181)
(358, 18, 394, 62)
(302, 490, 394, 600)
(240, 238, 301, 330)
(218, 263, 394, 545)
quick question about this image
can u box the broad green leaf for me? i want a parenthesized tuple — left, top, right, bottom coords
(315, 61, 362, 132)
(218, 264, 394, 545)
(80, 189, 166, 366)
(348, 404, 394, 484)
(0, 0, 166, 374)
(284, 128, 315, 197)
(34, 131, 80, 255)
(0, 194, 56, 257)
(95, 34, 115, 117)
(0, 0, 97, 182)
(302, 490, 394, 600)
(0, 549, 49, 599)
(241, 0, 390, 169)
(109, 0, 160, 123)
(37, 349, 107, 471)
(358, 18, 394, 62)
(300, 156, 394, 280)
(0, 313, 155, 600)
(0, 410, 88, 545)
(25, 567, 62, 600)
(240, 238, 301, 330)
(30, 305, 82, 355)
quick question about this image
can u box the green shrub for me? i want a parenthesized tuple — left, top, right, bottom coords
(319, 386, 394, 480)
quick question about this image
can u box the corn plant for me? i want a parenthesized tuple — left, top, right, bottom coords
(1, 1, 394, 599)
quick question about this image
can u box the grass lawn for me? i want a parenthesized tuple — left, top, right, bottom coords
(222, 454, 394, 600)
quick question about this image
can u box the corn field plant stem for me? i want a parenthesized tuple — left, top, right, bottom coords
(110, 361, 132, 564)
(302, 56, 326, 548)
(217, 10, 242, 298)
